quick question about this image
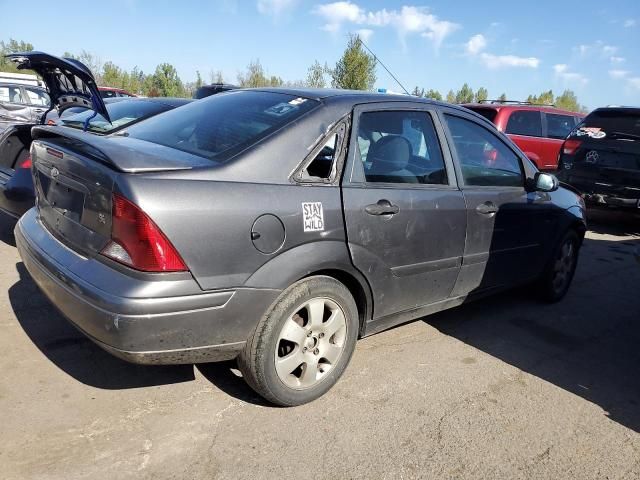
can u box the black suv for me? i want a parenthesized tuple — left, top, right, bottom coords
(557, 107, 640, 210)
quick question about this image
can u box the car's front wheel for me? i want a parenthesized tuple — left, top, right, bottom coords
(238, 276, 359, 406)
(538, 229, 580, 302)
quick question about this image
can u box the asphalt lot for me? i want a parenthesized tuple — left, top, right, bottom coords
(1, 210, 639, 480)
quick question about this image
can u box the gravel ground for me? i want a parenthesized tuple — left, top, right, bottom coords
(0, 209, 638, 480)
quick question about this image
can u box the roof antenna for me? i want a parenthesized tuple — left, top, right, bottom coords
(357, 36, 410, 95)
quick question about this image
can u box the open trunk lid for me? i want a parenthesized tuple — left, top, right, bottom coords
(6, 51, 110, 123)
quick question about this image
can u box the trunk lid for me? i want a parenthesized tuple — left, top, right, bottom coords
(5, 51, 110, 123)
(30, 129, 210, 257)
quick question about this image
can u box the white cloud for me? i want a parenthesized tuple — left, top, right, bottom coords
(257, 0, 298, 17)
(464, 33, 538, 69)
(465, 34, 487, 55)
(355, 28, 373, 42)
(610, 56, 626, 64)
(480, 53, 539, 69)
(624, 19, 637, 28)
(609, 69, 629, 79)
(312, 2, 459, 49)
(553, 64, 588, 85)
(575, 41, 618, 58)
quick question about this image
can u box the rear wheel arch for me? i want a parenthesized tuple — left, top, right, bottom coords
(302, 268, 372, 337)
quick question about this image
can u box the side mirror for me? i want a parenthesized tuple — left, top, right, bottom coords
(534, 172, 559, 192)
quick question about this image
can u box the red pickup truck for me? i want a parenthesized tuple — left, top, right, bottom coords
(463, 102, 585, 171)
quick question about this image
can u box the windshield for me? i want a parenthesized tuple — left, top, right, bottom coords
(574, 110, 640, 137)
(124, 91, 319, 163)
(466, 107, 498, 123)
(61, 99, 171, 133)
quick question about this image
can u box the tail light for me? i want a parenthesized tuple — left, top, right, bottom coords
(563, 139, 582, 155)
(19, 155, 32, 169)
(47, 119, 56, 126)
(101, 193, 187, 272)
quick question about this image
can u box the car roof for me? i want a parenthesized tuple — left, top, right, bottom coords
(462, 102, 584, 117)
(590, 106, 640, 115)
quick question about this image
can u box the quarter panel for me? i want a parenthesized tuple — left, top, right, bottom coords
(120, 178, 346, 291)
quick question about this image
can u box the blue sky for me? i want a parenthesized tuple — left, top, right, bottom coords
(1, 0, 639, 108)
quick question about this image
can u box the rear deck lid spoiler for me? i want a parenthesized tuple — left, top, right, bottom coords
(31, 125, 213, 172)
(6, 51, 111, 123)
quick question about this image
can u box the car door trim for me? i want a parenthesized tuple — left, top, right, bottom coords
(390, 255, 462, 277)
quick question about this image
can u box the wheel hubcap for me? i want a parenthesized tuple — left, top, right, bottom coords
(552, 240, 575, 292)
(274, 297, 347, 390)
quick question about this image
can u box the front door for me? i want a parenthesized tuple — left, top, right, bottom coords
(342, 104, 466, 320)
(441, 110, 547, 295)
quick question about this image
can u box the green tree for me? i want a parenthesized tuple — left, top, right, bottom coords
(330, 34, 377, 90)
(455, 83, 474, 104)
(102, 61, 123, 87)
(555, 89, 586, 112)
(149, 63, 184, 97)
(237, 59, 268, 87)
(526, 89, 554, 105)
(195, 71, 203, 89)
(210, 70, 224, 84)
(474, 87, 489, 103)
(446, 90, 456, 103)
(411, 86, 424, 97)
(497, 93, 508, 103)
(424, 89, 443, 101)
(306, 60, 328, 88)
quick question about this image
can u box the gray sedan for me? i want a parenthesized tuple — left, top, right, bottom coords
(15, 86, 586, 406)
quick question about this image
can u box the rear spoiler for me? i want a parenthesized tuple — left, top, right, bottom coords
(31, 126, 211, 173)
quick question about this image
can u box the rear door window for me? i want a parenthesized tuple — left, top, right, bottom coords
(125, 91, 319, 163)
(546, 113, 575, 139)
(357, 110, 448, 185)
(505, 110, 543, 137)
(24, 87, 50, 106)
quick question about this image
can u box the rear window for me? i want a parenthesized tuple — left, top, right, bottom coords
(505, 110, 542, 137)
(61, 99, 170, 133)
(125, 91, 319, 163)
(466, 107, 498, 123)
(575, 110, 640, 137)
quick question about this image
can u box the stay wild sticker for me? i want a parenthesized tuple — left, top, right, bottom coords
(302, 202, 324, 232)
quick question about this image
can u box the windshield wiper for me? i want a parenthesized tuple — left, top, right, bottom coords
(610, 131, 640, 141)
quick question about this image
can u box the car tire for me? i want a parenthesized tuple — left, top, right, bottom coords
(537, 229, 580, 303)
(238, 276, 359, 406)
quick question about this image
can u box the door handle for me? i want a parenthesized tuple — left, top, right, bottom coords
(365, 199, 399, 216)
(476, 201, 498, 215)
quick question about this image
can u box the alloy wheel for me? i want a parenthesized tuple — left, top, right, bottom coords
(274, 297, 347, 390)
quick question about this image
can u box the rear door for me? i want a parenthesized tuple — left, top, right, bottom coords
(0, 84, 32, 127)
(503, 109, 547, 168)
(342, 103, 466, 320)
(440, 109, 549, 294)
(23, 86, 51, 123)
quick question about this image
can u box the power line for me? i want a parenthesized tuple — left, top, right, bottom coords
(358, 38, 410, 95)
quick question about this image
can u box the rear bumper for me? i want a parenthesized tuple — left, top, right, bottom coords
(558, 172, 640, 210)
(15, 209, 281, 364)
